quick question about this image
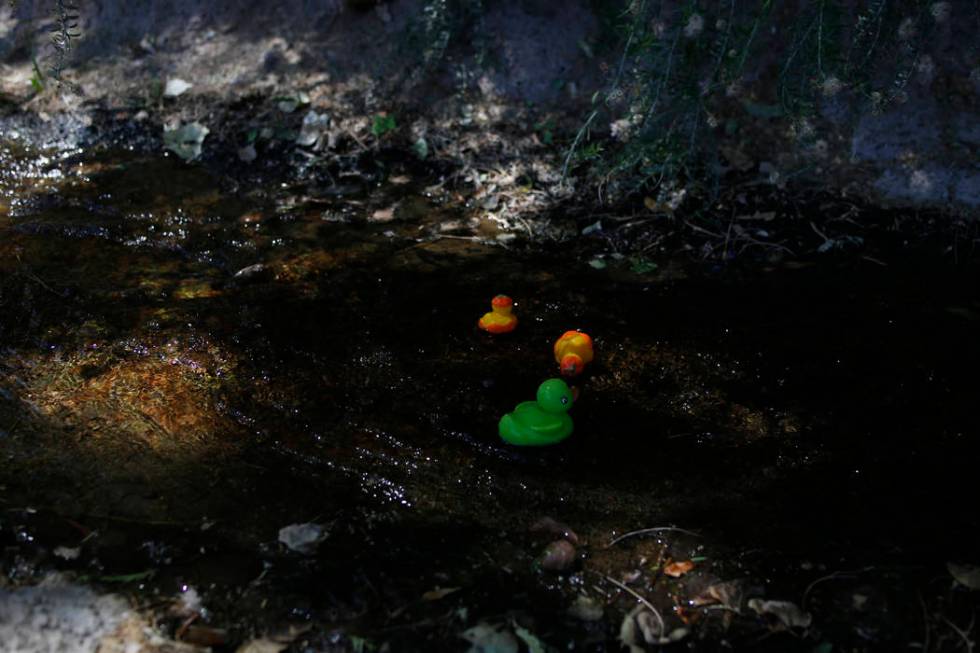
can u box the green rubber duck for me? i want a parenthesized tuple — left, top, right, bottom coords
(499, 379, 575, 446)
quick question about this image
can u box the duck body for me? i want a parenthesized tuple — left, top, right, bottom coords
(499, 379, 574, 446)
(554, 330, 594, 377)
(479, 295, 518, 334)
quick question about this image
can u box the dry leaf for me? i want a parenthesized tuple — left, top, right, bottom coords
(567, 594, 604, 621)
(691, 580, 743, 611)
(620, 605, 689, 650)
(237, 639, 289, 653)
(948, 562, 980, 589)
(277, 523, 326, 554)
(663, 560, 695, 577)
(748, 598, 812, 629)
(422, 586, 460, 601)
(460, 623, 518, 653)
(643, 196, 658, 211)
(370, 207, 396, 223)
(163, 78, 192, 98)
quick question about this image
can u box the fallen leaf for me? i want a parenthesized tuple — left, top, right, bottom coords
(53, 546, 80, 560)
(390, 175, 411, 185)
(276, 92, 309, 113)
(629, 257, 658, 275)
(748, 598, 812, 629)
(277, 523, 327, 555)
(237, 638, 289, 653)
(163, 78, 192, 98)
(618, 606, 645, 653)
(296, 110, 330, 147)
(460, 623, 518, 653)
(567, 594, 603, 621)
(635, 608, 663, 643)
(948, 562, 980, 589)
(234, 263, 268, 280)
(643, 196, 658, 211)
(581, 220, 603, 235)
(512, 623, 546, 653)
(620, 605, 689, 650)
(691, 580, 743, 610)
(422, 586, 460, 601)
(663, 560, 695, 578)
(370, 207, 396, 223)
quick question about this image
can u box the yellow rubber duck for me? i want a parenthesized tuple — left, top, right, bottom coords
(478, 295, 518, 334)
(554, 330, 594, 376)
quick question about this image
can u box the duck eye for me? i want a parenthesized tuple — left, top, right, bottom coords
(561, 396, 569, 405)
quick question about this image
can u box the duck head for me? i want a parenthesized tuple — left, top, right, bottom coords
(491, 294, 513, 316)
(536, 378, 574, 414)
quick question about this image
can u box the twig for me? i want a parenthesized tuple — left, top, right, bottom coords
(684, 220, 724, 239)
(801, 566, 875, 610)
(918, 591, 931, 653)
(609, 526, 701, 546)
(603, 574, 666, 636)
(810, 221, 832, 244)
(942, 616, 975, 653)
(175, 613, 200, 641)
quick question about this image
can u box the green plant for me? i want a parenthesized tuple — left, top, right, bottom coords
(565, 0, 969, 202)
(535, 119, 556, 146)
(371, 113, 397, 138)
(29, 57, 45, 93)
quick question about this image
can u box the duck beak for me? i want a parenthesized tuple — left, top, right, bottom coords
(560, 354, 583, 376)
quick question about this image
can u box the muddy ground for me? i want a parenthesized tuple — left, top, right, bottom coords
(1, 97, 980, 653)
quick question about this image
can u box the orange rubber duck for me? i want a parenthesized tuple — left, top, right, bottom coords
(554, 330, 594, 377)
(478, 295, 518, 334)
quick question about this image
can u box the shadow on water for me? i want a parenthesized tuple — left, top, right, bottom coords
(2, 144, 979, 650)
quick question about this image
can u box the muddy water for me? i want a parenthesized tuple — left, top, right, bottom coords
(1, 140, 979, 651)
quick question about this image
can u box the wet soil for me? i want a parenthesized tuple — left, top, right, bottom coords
(1, 132, 979, 652)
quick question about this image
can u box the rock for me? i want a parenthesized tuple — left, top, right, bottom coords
(537, 539, 576, 571)
(296, 110, 330, 147)
(530, 516, 579, 544)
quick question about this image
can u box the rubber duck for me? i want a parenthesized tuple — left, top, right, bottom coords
(499, 378, 574, 446)
(554, 330, 594, 377)
(478, 295, 518, 334)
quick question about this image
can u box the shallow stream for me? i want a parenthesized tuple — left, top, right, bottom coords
(1, 137, 979, 651)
